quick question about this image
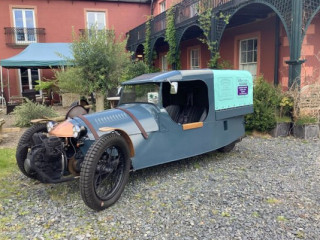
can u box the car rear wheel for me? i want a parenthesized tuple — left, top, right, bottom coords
(16, 123, 48, 179)
(218, 141, 236, 153)
(80, 133, 130, 211)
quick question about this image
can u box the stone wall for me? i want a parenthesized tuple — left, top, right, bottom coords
(299, 84, 320, 121)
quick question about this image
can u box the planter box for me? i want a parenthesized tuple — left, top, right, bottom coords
(61, 93, 80, 108)
(293, 124, 319, 139)
(270, 122, 291, 137)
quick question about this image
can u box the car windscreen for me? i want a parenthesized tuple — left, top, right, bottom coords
(120, 83, 160, 105)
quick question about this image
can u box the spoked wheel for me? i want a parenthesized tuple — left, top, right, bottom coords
(16, 123, 47, 179)
(80, 133, 130, 211)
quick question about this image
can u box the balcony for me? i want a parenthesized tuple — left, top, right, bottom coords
(4, 27, 45, 48)
(127, 0, 233, 48)
(79, 29, 115, 36)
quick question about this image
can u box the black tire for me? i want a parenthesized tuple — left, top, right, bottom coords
(16, 123, 47, 179)
(80, 133, 131, 211)
(218, 141, 236, 153)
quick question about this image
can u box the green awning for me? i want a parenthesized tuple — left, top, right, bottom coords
(0, 43, 73, 68)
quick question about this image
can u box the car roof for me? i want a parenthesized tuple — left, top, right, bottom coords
(122, 69, 213, 85)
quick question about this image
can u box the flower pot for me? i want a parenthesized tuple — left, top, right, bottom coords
(270, 122, 291, 137)
(293, 124, 319, 139)
(61, 93, 80, 108)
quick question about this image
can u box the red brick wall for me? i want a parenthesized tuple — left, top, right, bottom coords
(300, 13, 320, 87)
(219, 15, 278, 84)
(0, 0, 150, 100)
(179, 38, 210, 70)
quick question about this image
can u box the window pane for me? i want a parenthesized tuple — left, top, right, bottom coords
(254, 51, 257, 62)
(20, 68, 29, 91)
(191, 49, 199, 69)
(14, 10, 24, 27)
(241, 52, 246, 63)
(248, 39, 253, 51)
(96, 12, 105, 29)
(25, 11, 34, 28)
(31, 69, 39, 89)
(247, 51, 253, 62)
(241, 41, 247, 51)
(87, 12, 95, 28)
(27, 28, 36, 41)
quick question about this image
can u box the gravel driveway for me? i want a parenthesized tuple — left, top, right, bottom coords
(1, 136, 319, 240)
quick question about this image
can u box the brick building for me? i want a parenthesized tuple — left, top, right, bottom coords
(0, 0, 150, 102)
(1, 0, 320, 104)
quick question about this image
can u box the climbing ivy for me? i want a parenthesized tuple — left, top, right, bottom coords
(198, 3, 230, 69)
(143, 17, 152, 66)
(165, 6, 180, 69)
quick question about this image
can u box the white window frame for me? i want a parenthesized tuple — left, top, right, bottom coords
(86, 11, 106, 30)
(190, 48, 200, 70)
(161, 55, 168, 72)
(239, 38, 257, 65)
(160, 1, 166, 13)
(13, 9, 36, 44)
(18, 68, 41, 94)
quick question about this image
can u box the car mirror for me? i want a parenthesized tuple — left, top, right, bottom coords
(117, 87, 123, 96)
(170, 82, 178, 94)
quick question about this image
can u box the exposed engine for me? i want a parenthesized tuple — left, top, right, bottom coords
(25, 133, 83, 183)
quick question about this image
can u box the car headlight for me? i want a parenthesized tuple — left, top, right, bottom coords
(47, 121, 57, 133)
(72, 125, 81, 138)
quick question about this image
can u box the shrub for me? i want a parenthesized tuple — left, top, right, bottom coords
(55, 67, 87, 94)
(245, 76, 281, 132)
(121, 60, 149, 82)
(13, 99, 58, 127)
(295, 115, 317, 125)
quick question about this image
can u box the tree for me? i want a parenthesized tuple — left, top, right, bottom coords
(58, 28, 131, 111)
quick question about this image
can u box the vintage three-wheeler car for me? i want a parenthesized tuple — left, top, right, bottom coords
(16, 69, 253, 211)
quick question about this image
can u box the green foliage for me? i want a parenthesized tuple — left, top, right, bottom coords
(276, 116, 292, 123)
(143, 18, 152, 66)
(245, 76, 281, 132)
(295, 116, 317, 125)
(0, 149, 16, 179)
(165, 6, 180, 69)
(70, 27, 131, 94)
(34, 80, 57, 91)
(198, 4, 231, 69)
(121, 60, 150, 81)
(279, 95, 293, 118)
(13, 99, 58, 127)
(54, 67, 87, 94)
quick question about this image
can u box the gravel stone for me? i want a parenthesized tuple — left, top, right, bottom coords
(0, 136, 319, 239)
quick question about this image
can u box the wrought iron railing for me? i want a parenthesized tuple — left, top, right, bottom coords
(79, 29, 115, 36)
(4, 27, 45, 47)
(127, 0, 233, 48)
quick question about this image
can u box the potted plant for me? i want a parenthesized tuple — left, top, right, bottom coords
(293, 115, 319, 139)
(288, 83, 320, 139)
(270, 95, 293, 137)
(34, 79, 59, 106)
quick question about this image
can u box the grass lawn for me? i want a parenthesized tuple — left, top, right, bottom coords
(0, 148, 17, 179)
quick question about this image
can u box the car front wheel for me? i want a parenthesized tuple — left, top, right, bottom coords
(16, 123, 48, 179)
(80, 133, 130, 211)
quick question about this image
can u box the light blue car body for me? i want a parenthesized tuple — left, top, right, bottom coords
(70, 69, 253, 170)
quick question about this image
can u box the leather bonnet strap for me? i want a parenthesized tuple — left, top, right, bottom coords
(78, 114, 99, 140)
(116, 107, 148, 139)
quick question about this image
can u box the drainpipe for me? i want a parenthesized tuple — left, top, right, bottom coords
(274, 16, 280, 86)
(0, 66, 4, 108)
(150, 0, 154, 16)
